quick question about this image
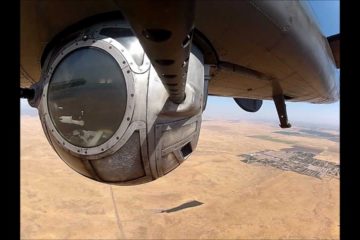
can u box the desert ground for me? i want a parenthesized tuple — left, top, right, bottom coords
(21, 116, 339, 239)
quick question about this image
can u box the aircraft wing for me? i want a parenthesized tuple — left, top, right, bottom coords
(21, 0, 339, 104)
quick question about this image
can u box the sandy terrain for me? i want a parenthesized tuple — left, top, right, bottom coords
(21, 116, 339, 239)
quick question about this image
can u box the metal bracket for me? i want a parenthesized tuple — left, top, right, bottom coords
(116, 0, 195, 104)
(273, 94, 291, 128)
(20, 87, 35, 100)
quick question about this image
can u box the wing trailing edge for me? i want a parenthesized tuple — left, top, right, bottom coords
(327, 33, 340, 68)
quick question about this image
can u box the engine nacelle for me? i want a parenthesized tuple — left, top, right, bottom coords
(35, 21, 205, 185)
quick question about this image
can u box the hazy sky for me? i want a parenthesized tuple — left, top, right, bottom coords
(21, 0, 340, 128)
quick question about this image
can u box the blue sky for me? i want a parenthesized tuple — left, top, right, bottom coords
(21, 1, 339, 128)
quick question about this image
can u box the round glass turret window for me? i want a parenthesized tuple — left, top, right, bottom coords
(47, 47, 127, 148)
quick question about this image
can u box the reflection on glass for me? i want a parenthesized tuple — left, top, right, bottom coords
(48, 47, 127, 148)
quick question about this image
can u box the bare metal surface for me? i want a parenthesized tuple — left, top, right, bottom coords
(116, 0, 195, 104)
(92, 132, 145, 182)
(146, 45, 204, 179)
(37, 21, 205, 185)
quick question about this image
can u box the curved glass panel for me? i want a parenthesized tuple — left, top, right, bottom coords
(48, 47, 127, 148)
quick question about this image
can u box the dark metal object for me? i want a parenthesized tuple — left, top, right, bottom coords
(20, 87, 35, 100)
(273, 94, 291, 128)
(234, 98, 263, 113)
(116, 0, 195, 104)
(327, 33, 340, 68)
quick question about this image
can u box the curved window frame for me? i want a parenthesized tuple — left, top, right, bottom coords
(47, 47, 128, 148)
(41, 38, 135, 156)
